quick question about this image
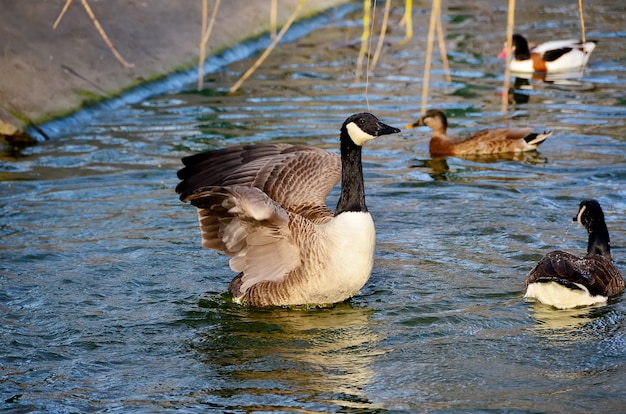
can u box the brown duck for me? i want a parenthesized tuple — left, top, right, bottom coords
(405, 109, 552, 156)
(524, 199, 624, 309)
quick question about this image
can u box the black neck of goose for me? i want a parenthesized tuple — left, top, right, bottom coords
(335, 133, 367, 215)
(587, 220, 611, 258)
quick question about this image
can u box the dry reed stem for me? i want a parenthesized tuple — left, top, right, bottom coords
(197, 0, 221, 90)
(398, 0, 413, 45)
(421, 0, 440, 115)
(198, 0, 208, 90)
(199, 0, 220, 47)
(370, 0, 391, 72)
(363, 0, 377, 109)
(501, 0, 515, 113)
(271, 0, 278, 38)
(579, 0, 586, 45)
(578, 0, 587, 78)
(201, 0, 208, 36)
(229, 0, 305, 94)
(80, 0, 134, 68)
(53, 0, 73, 29)
(436, 10, 451, 83)
(52, 0, 134, 68)
(355, 0, 372, 84)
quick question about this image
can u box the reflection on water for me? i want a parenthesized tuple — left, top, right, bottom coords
(410, 151, 549, 181)
(528, 301, 601, 333)
(408, 150, 549, 184)
(188, 300, 382, 411)
(510, 72, 597, 105)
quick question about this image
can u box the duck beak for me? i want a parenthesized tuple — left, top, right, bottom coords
(405, 119, 424, 129)
(497, 45, 510, 59)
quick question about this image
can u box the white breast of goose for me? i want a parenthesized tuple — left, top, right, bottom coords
(307, 211, 376, 303)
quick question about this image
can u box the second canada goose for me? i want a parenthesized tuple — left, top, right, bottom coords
(405, 109, 552, 156)
(176, 113, 400, 307)
(498, 34, 597, 73)
(524, 200, 625, 309)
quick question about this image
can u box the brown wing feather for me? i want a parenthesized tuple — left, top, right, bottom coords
(177, 144, 303, 195)
(184, 186, 301, 288)
(440, 128, 533, 155)
(525, 250, 625, 297)
(177, 144, 341, 218)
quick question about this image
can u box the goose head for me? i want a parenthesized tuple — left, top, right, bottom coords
(405, 109, 448, 131)
(574, 199, 612, 258)
(574, 199, 605, 231)
(341, 112, 400, 146)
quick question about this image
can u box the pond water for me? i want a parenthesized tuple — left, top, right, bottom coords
(2, 1, 626, 412)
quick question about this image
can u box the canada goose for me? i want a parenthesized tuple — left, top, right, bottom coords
(405, 109, 551, 156)
(176, 113, 400, 307)
(524, 200, 624, 309)
(498, 34, 597, 73)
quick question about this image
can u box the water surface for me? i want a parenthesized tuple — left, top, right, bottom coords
(2, 1, 626, 412)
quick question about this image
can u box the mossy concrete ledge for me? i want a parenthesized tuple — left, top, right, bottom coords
(0, 0, 350, 146)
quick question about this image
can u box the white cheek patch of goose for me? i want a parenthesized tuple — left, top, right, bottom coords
(346, 122, 376, 146)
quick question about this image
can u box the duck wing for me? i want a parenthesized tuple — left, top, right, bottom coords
(531, 39, 579, 54)
(446, 128, 535, 154)
(542, 47, 574, 62)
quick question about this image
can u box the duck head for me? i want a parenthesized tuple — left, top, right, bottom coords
(498, 34, 529, 60)
(405, 109, 448, 131)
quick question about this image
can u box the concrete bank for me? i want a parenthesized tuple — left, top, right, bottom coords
(0, 0, 350, 145)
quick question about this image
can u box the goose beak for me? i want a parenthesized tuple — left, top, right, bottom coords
(377, 122, 401, 136)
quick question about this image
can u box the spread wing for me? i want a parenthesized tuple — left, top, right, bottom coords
(184, 186, 302, 292)
(177, 144, 341, 217)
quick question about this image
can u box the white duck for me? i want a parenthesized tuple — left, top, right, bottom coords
(498, 34, 597, 73)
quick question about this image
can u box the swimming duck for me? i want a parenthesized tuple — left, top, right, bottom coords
(176, 113, 400, 307)
(498, 34, 597, 73)
(524, 200, 624, 309)
(405, 109, 551, 156)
